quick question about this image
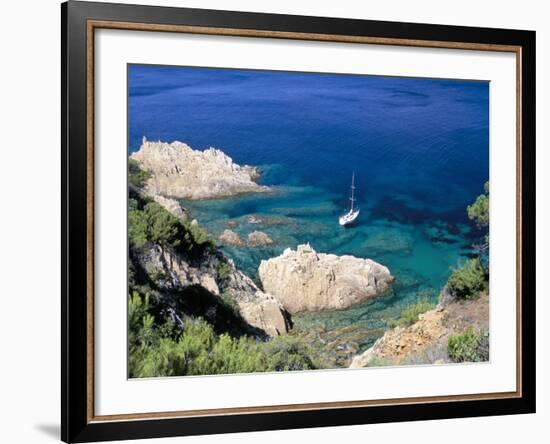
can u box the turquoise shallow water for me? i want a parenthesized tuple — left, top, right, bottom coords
(180, 171, 476, 354)
(128, 65, 489, 358)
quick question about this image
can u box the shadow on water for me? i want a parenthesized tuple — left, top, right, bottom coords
(370, 196, 438, 225)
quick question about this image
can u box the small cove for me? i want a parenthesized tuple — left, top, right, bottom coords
(129, 65, 489, 360)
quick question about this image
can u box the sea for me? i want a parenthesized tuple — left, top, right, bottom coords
(128, 64, 489, 355)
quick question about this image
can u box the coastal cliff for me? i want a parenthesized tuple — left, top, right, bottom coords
(130, 138, 269, 200)
(135, 244, 291, 337)
(259, 244, 393, 314)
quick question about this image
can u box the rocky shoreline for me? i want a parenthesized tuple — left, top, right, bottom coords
(128, 139, 490, 373)
(349, 289, 489, 368)
(128, 140, 398, 338)
(130, 138, 269, 200)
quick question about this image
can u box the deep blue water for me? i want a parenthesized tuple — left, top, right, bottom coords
(128, 64, 489, 352)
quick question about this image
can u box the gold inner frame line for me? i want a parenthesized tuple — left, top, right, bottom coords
(86, 19, 523, 423)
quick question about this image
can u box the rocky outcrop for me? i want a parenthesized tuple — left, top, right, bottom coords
(130, 138, 269, 200)
(218, 229, 245, 247)
(258, 244, 393, 314)
(221, 259, 292, 337)
(349, 291, 489, 368)
(247, 231, 273, 247)
(219, 229, 274, 248)
(137, 245, 291, 337)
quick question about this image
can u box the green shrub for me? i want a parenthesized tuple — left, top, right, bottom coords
(389, 299, 435, 328)
(128, 192, 214, 257)
(128, 201, 182, 249)
(216, 261, 232, 281)
(467, 181, 489, 228)
(128, 159, 151, 189)
(447, 327, 489, 363)
(467, 181, 490, 258)
(143, 202, 182, 248)
(130, 318, 266, 378)
(263, 335, 319, 372)
(147, 265, 165, 282)
(128, 160, 214, 256)
(447, 258, 488, 300)
(128, 203, 149, 249)
(128, 291, 151, 347)
(128, 291, 323, 378)
(186, 222, 210, 247)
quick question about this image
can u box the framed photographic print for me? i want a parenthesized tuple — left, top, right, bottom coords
(61, 1, 536, 442)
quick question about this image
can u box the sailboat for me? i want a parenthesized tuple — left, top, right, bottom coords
(339, 172, 360, 226)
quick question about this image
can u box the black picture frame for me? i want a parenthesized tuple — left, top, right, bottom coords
(61, 1, 536, 442)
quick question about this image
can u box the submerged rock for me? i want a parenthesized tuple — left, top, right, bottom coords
(247, 215, 262, 224)
(258, 244, 393, 314)
(248, 214, 294, 225)
(218, 229, 245, 247)
(225, 219, 240, 228)
(247, 230, 274, 247)
(130, 138, 269, 200)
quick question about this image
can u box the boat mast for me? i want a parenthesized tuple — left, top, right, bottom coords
(350, 172, 355, 211)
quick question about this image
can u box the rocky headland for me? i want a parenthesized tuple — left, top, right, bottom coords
(130, 138, 269, 200)
(259, 244, 393, 314)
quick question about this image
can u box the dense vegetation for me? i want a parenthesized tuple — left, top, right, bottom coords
(128, 194, 212, 258)
(445, 181, 490, 301)
(128, 158, 213, 256)
(467, 181, 489, 229)
(128, 158, 151, 189)
(128, 291, 326, 377)
(447, 257, 489, 300)
(447, 327, 489, 363)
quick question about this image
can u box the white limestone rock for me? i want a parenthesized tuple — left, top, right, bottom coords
(259, 244, 393, 314)
(130, 138, 269, 200)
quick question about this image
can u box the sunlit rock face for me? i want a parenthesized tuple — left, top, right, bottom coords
(259, 244, 393, 314)
(137, 244, 291, 337)
(349, 290, 490, 368)
(130, 138, 269, 200)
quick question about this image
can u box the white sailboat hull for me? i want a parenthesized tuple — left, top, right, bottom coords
(339, 208, 360, 226)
